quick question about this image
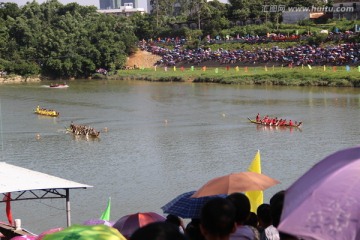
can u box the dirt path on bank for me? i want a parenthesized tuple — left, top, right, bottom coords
(126, 50, 162, 69)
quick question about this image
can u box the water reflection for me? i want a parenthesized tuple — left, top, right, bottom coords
(70, 134, 101, 142)
(255, 124, 303, 133)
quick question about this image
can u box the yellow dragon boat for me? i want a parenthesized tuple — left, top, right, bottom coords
(34, 106, 59, 117)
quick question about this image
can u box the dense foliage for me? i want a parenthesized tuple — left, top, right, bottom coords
(0, 0, 359, 78)
(0, 0, 137, 78)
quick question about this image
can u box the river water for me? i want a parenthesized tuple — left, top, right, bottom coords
(0, 80, 359, 234)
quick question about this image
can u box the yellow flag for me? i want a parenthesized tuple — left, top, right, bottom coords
(245, 150, 262, 213)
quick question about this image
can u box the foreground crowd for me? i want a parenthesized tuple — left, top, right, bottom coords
(2, 191, 291, 240)
(129, 191, 291, 240)
(3, 146, 357, 239)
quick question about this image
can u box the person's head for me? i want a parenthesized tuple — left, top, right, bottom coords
(185, 219, 205, 240)
(130, 222, 187, 240)
(165, 214, 181, 227)
(226, 193, 251, 225)
(200, 197, 236, 239)
(270, 190, 296, 239)
(244, 212, 258, 228)
(257, 203, 272, 228)
(269, 190, 285, 228)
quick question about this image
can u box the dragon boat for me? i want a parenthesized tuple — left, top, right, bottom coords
(34, 106, 59, 117)
(49, 83, 69, 88)
(67, 123, 100, 138)
(248, 118, 302, 128)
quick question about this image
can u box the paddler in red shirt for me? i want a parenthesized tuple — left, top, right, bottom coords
(262, 115, 268, 124)
(272, 117, 277, 125)
(256, 113, 260, 122)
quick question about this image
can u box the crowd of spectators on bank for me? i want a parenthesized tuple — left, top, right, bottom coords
(140, 32, 359, 67)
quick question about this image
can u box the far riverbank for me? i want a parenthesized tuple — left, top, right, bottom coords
(0, 75, 41, 84)
(111, 65, 360, 87)
(2, 65, 360, 87)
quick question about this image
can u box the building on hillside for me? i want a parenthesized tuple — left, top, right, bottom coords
(147, 0, 226, 14)
(99, 0, 121, 9)
(332, 0, 359, 20)
(282, 11, 325, 24)
(97, 4, 145, 16)
(122, 0, 138, 8)
(99, 0, 138, 9)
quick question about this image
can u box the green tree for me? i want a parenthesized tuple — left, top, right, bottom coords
(201, 1, 229, 36)
(150, 0, 177, 27)
(228, 0, 252, 21)
(129, 13, 155, 41)
(0, 1, 136, 78)
(0, 2, 21, 20)
(188, 0, 211, 30)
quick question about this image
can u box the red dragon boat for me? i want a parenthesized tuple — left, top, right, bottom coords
(248, 118, 302, 128)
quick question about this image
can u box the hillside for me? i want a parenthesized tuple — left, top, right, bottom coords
(126, 50, 162, 69)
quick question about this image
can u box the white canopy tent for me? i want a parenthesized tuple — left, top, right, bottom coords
(0, 162, 92, 227)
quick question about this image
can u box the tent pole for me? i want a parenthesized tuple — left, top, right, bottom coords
(66, 189, 71, 227)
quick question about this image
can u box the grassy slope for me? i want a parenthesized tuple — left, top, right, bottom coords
(112, 65, 360, 87)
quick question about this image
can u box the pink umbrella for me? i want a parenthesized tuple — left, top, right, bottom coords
(36, 228, 63, 240)
(11, 236, 36, 240)
(191, 171, 280, 198)
(278, 146, 360, 240)
(112, 212, 165, 238)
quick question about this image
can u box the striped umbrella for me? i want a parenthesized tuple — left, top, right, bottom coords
(161, 190, 226, 219)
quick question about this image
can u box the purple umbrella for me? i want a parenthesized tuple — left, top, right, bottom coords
(83, 219, 114, 227)
(278, 146, 360, 240)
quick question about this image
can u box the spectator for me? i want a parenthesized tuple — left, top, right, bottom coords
(257, 204, 279, 240)
(130, 222, 187, 240)
(269, 191, 298, 240)
(245, 212, 258, 228)
(165, 214, 185, 233)
(200, 197, 236, 240)
(185, 219, 206, 240)
(226, 193, 260, 240)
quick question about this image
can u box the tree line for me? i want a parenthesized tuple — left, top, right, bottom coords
(0, 0, 137, 78)
(0, 0, 353, 78)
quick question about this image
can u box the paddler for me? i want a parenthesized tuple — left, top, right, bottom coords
(256, 113, 260, 122)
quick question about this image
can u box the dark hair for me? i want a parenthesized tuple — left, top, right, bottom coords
(200, 197, 235, 237)
(130, 222, 187, 240)
(165, 214, 181, 227)
(226, 193, 251, 224)
(244, 212, 258, 228)
(269, 190, 296, 239)
(185, 219, 205, 240)
(257, 203, 272, 226)
(269, 190, 285, 228)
